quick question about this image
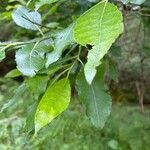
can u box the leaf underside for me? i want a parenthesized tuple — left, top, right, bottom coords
(15, 44, 45, 77)
(46, 24, 74, 68)
(12, 6, 41, 30)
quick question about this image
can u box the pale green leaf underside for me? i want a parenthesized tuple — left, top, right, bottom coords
(15, 44, 45, 77)
(46, 24, 74, 67)
(35, 78, 71, 133)
(74, 1, 123, 84)
(12, 6, 41, 30)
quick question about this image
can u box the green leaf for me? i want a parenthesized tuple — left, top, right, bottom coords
(0, 83, 27, 113)
(35, 39, 54, 52)
(74, 1, 123, 84)
(46, 24, 75, 67)
(12, 6, 41, 30)
(5, 69, 22, 78)
(15, 43, 46, 77)
(107, 59, 118, 82)
(35, 78, 71, 133)
(25, 75, 49, 99)
(76, 67, 112, 128)
(109, 46, 122, 57)
(25, 102, 38, 134)
(0, 48, 5, 61)
(35, 0, 59, 10)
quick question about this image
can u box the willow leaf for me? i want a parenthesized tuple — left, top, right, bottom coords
(35, 78, 71, 133)
(46, 24, 74, 67)
(76, 68, 112, 128)
(12, 6, 41, 30)
(74, 1, 123, 84)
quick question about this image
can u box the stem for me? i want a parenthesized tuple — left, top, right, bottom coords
(49, 67, 70, 87)
(47, 47, 81, 86)
(67, 46, 82, 78)
(77, 58, 84, 68)
(65, 44, 78, 56)
(0, 36, 51, 48)
(36, 25, 45, 37)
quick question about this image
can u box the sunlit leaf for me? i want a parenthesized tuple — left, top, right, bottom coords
(74, 1, 123, 84)
(35, 78, 71, 133)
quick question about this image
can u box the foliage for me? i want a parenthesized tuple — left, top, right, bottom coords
(76, 66, 112, 128)
(0, 0, 150, 135)
(74, 1, 123, 84)
(35, 78, 71, 133)
(0, 93, 150, 150)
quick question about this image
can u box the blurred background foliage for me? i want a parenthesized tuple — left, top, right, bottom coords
(0, 0, 150, 149)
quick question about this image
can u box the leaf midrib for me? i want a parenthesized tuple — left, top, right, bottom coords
(91, 84, 100, 125)
(97, 0, 108, 46)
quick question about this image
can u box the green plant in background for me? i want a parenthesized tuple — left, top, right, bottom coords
(0, 0, 149, 135)
(0, 102, 150, 150)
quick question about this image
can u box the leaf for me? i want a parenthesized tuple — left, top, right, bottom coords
(0, 83, 27, 113)
(5, 69, 22, 78)
(15, 43, 46, 77)
(46, 24, 75, 67)
(35, 38, 54, 52)
(74, 1, 123, 84)
(35, 0, 59, 10)
(109, 46, 122, 57)
(12, 6, 41, 30)
(25, 75, 49, 99)
(35, 78, 71, 133)
(107, 59, 118, 82)
(25, 102, 38, 134)
(76, 67, 112, 128)
(0, 48, 5, 61)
